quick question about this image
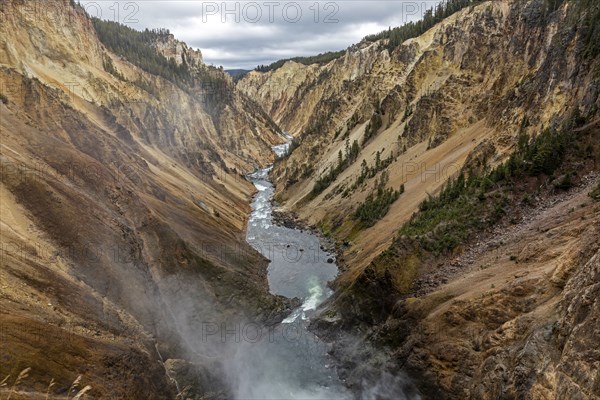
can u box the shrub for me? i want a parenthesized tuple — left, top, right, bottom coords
(589, 182, 600, 201)
(363, 112, 383, 145)
(400, 128, 571, 254)
(554, 173, 574, 190)
(311, 139, 361, 196)
(354, 173, 402, 227)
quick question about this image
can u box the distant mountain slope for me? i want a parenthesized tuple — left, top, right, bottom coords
(225, 69, 251, 79)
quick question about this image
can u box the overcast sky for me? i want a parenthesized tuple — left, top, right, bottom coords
(80, 1, 442, 69)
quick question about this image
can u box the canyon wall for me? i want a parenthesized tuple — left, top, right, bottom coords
(0, 0, 288, 398)
(238, 0, 600, 397)
(238, 0, 598, 273)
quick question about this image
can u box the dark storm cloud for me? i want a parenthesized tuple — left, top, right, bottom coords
(80, 1, 441, 69)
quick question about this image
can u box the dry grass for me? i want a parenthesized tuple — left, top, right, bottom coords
(45, 379, 55, 400)
(0, 369, 92, 400)
(6, 368, 30, 400)
(71, 385, 92, 400)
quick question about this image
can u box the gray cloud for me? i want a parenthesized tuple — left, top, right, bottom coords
(81, 1, 441, 69)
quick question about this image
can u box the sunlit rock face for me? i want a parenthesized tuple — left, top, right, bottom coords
(152, 32, 204, 68)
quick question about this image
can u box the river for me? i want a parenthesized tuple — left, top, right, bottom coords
(235, 137, 420, 400)
(231, 137, 350, 399)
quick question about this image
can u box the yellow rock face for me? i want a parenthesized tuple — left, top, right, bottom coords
(238, 0, 598, 273)
(237, 0, 600, 397)
(0, 0, 288, 397)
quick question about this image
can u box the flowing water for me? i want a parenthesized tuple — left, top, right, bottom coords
(236, 137, 420, 400)
(234, 137, 351, 399)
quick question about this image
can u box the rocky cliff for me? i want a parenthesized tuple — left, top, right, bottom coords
(238, 0, 599, 272)
(0, 0, 289, 398)
(238, 0, 600, 397)
(152, 32, 204, 69)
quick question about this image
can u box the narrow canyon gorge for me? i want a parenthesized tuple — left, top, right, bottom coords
(0, 0, 599, 399)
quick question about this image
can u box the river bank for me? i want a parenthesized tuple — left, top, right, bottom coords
(260, 138, 420, 400)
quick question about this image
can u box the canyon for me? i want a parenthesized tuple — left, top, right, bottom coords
(1, 0, 599, 399)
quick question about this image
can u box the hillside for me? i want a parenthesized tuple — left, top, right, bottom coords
(237, 0, 600, 397)
(0, 0, 290, 398)
(238, 0, 599, 272)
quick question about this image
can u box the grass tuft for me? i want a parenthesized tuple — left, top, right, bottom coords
(7, 367, 31, 400)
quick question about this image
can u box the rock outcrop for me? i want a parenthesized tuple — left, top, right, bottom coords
(152, 32, 204, 68)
